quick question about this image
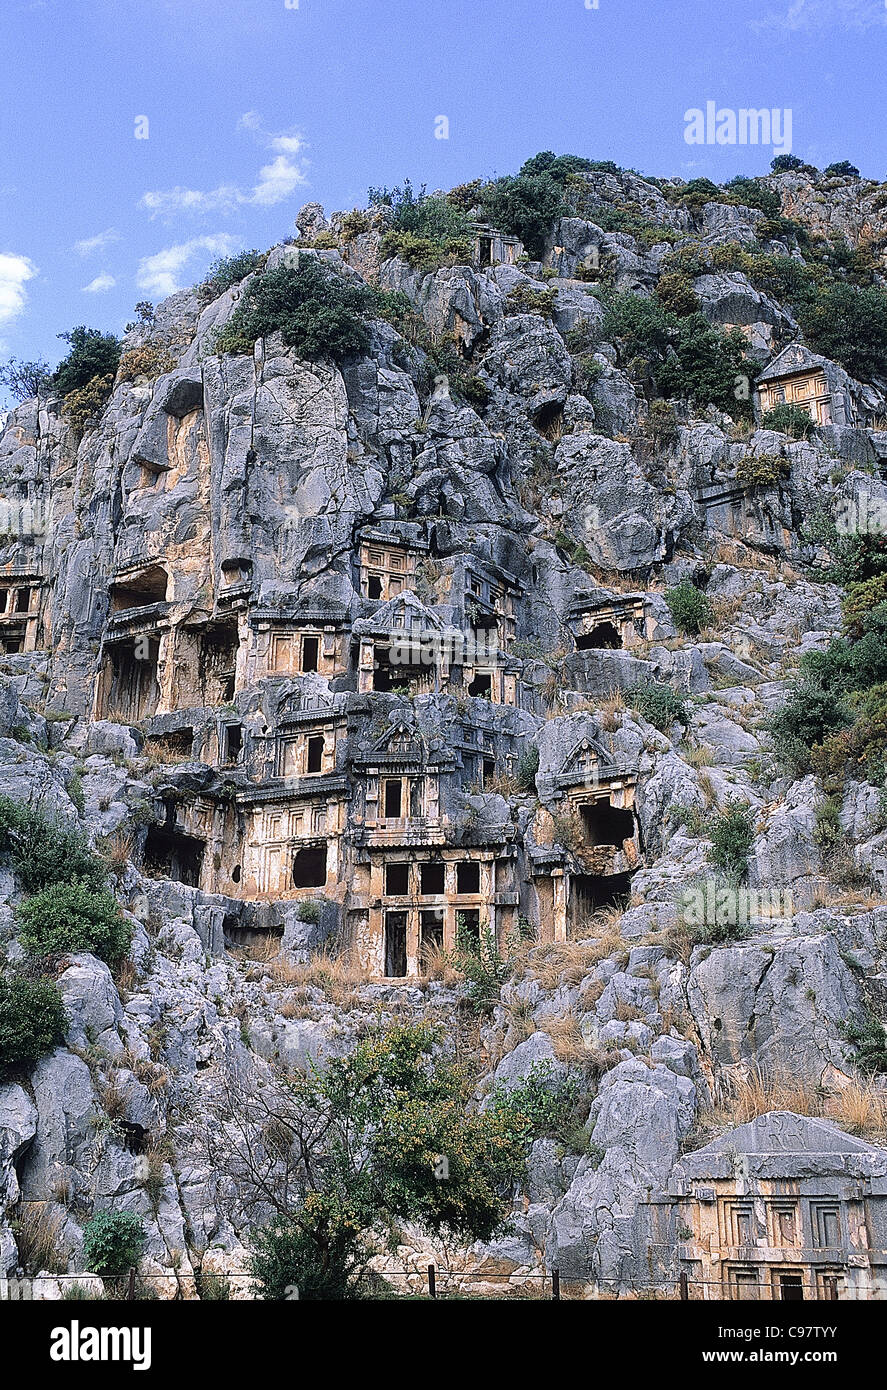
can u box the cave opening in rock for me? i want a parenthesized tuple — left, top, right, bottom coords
(199, 620, 239, 705)
(579, 800, 635, 847)
(292, 843, 328, 889)
(532, 400, 564, 441)
(576, 622, 621, 651)
(420, 861, 445, 895)
(102, 638, 161, 722)
(143, 825, 205, 887)
(419, 908, 444, 962)
(109, 565, 168, 613)
(571, 870, 632, 918)
(385, 862, 410, 896)
(145, 728, 194, 762)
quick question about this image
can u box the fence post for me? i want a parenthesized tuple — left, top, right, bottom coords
(126, 1268, 136, 1301)
(552, 1268, 560, 1301)
(680, 1272, 689, 1301)
(428, 1264, 436, 1299)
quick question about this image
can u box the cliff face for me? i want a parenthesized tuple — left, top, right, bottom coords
(3, 163, 887, 1296)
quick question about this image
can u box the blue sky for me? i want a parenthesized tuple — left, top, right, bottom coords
(1, 0, 886, 402)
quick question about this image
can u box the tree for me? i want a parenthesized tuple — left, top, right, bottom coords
(478, 172, 566, 260)
(823, 161, 860, 179)
(794, 282, 887, 382)
(0, 358, 52, 403)
(17, 882, 131, 964)
(52, 327, 121, 397)
(82, 1211, 146, 1276)
(770, 154, 809, 174)
(202, 1023, 527, 1299)
(214, 261, 375, 362)
(0, 971, 66, 1076)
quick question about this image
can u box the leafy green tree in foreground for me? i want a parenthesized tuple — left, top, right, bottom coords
(205, 1022, 528, 1299)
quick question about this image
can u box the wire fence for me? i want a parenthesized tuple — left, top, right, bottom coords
(0, 1264, 870, 1301)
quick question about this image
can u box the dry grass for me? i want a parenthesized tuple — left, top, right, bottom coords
(597, 688, 625, 733)
(418, 943, 462, 987)
(268, 951, 371, 1008)
(10, 1202, 67, 1274)
(537, 1011, 587, 1063)
(237, 934, 280, 964)
(114, 957, 139, 995)
(709, 1070, 887, 1142)
(98, 827, 135, 870)
(99, 1076, 127, 1120)
(684, 743, 715, 769)
(526, 925, 627, 990)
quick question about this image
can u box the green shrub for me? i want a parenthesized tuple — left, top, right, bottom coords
(736, 451, 791, 487)
(770, 154, 816, 175)
(18, 882, 131, 963)
(708, 802, 755, 877)
(627, 681, 688, 730)
(665, 579, 712, 635)
(761, 403, 816, 439)
(823, 161, 861, 179)
(53, 327, 121, 397)
(505, 283, 557, 319)
(488, 1062, 583, 1145)
(249, 1217, 371, 1301)
(214, 260, 375, 363)
(841, 1010, 887, 1072)
(0, 797, 106, 892)
(297, 898, 324, 924)
(477, 171, 566, 260)
(677, 177, 722, 211)
(723, 177, 782, 218)
(0, 972, 66, 1076)
(370, 180, 474, 270)
(794, 282, 887, 383)
(602, 293, 755, 419)
(446, 923, 512, 1013)
(197, 250, 266, 305)
(842, 577, 887, 637)
(655, 272, 699, 317)
(82, 1211, 147, 1276)
(514, 744, 540, 792)
(768, 684, 844, 775)
(62, 374, 116, 434)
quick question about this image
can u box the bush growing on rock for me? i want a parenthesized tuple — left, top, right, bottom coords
(655, 271, 699, 317)
(0, 796, 106, 893)
(488, 1062, 584, 1146)
(82, 1211, 146, 1276)
(214, 260, 376, 363)
(708, 802, 756, 877)
(196, 249, 266, 305)
(0, 971, 66, 1076)
(760, 402, 816, 440)
(52, 326, 121, 397)
(18, 882, 131, 963)
(477, 169, 567, 260)
(665, 579, 712, 635)
(627, 681, 688, 731)
(736, 452, 791, 488)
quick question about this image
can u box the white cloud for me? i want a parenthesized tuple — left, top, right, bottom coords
(82, 273, 116, 293)
(752, 0, 886, 31)
(136, 234, 238, 298)
(0, 252, 37, 327)
(251, 154, 307, 207)
(140, 185, 242, 218)
(74, 228, 119, 257)
(140, 118, 307, 220)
